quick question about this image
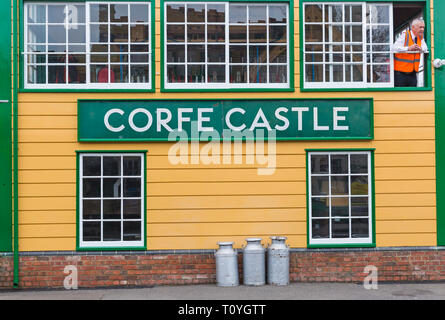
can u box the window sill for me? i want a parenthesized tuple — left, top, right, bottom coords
(307, 243, 376, 249)
(300, 86, 433, 92)
(160, 87, 295, 93)
(19, 88, 156, 93)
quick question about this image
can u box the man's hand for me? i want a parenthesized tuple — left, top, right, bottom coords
(408, 44, 422, 51)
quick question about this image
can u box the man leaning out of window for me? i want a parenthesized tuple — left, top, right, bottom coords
(392, 18, 428, 87)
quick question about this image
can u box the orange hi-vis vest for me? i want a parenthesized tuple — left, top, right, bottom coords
(394, 30, 422, 73)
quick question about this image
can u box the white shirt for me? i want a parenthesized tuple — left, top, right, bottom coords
(392, 29, 429, 53)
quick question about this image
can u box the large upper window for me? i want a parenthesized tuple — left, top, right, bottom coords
(24, 2, 152, 89)
(308, 151, 373, 246)
(79, 153, 145, 249)
(303, 2, 394, 89)
(164, 1, 291, 90)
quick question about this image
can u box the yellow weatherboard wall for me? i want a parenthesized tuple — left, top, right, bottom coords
(15, 0, 436, 251)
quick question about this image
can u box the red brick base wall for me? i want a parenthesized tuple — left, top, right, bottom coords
(1, 248, 445, 289)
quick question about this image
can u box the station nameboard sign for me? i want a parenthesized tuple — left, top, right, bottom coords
(77, 99, 373, 141)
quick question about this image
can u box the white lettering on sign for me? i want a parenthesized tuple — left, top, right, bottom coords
(313, 107, 330, 131)
(129, 108, 153, 132)
(198, 108, 214, 132)
(156, 108, 173, 132)
(333, 107, 349, 131)
(291, 107, 309, 131)
(225, 108, 246, 131)
(178, 108, 193, 132)
(104, 108, 125, 132)
(274, 107, 289, 131)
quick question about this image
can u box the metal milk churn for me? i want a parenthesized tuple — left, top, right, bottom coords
(243, 238, 265, 285)
(267, 236, 289, 285)
(215, 241, 239, 286)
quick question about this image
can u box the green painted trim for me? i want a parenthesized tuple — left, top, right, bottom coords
(19, 0, 156, 93)
(76, 150, 148, 251)
(160, 0, 295, 92)
(305, 149, 376, 248)
(299, 0, 432, 92)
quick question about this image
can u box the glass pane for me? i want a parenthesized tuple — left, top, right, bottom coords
(207, 4, 225, 22)
(167, 25, 185, 42)
(91, 54, 108, 63)
(123, 156, 141, 176)
(90, 24, 108, 43)
(305, 25, 322, 42)
(103, 199, 121, 219)
(269, 65, 287, 83)
(312, 219, 329, 238)
(131, 54, 148, 63)
(167, 4, 184, 22)
(305, 4, 322, 22)
(83, 156, 101, 176)
(103, 178, 121, 198)
(249, 26, 267, 43)
(48, 65, 66, 84)
(110, 65, 129, 83)
(91, 44, 108, 53)
(332, 26, 343, 42)
(353, 65, 363, 82)
(331, 197, 349, 217)
(351, 197, 368, 216)
(103, 221, 121, 241)
(372, 64, 390, 83)
(187, 45, 205, 62)
(83, 178, 101, 198)
(48, 4, 65, 23)
(111, 24, 128, 42)
(110, 4, 128, 23)
(69, 26, 86, 44)
(83, 222, 101, 241)
(27, 4, 46, 23)
(331, 155, 348, 174)
(269, 5, 287, 23)
(90, 65, 109, 83)
(249, 65, 267, 83)
(352, 26, 362, 42)
(249, 46, 266, 63)
(270, 45, 286, 63)
(130, 65, 149, 83)
(90, 4, 108, 23)
(351, 176, 368, 195)
(187, 65, 205, 83)
(229, 5, 247, 23)
(230, 45, 247, 63)
(27, 65, 46, 84)
(103, 156, 121, 176)
(269, 26, 286, 43)
(311, 155, 328, 174)
(332, 218, 349, 238)
(167, 45, 185, 62)
(331, 5, 343, 23)
(130, 4, 149, 23)
(351, 218, 369, 238)
(208, 65, 225, 83)
(207, 25, 225, 42)
(131, 25, 149, 43)
(207, 45, 225, 62)
(312, 198, 329, 217)
(249, 6, 266, 23)
(311, 176, 329, 195)
(351, 154, 368, 173)
(372, 26, 390, 44)
(123, 222, 141, 241)
(331, 176, 348, 195)
(123, 199, 141, 219)
(124, 178, 141, 197)
(306, 53, 323, 63)
(229, 26, 247, 43)
(306, 64, 323, 82)
(351, 6, 362, 22)
(48, 25, 66, 43)
(368, 5, 389, 24)
(69, 65, 86, 84)
(188, 4, 205, 22)
(187, 25, 205, 42)
(83, 200, 100, 220)
(167, 65, 185, 83)
(230, 65, 247, 83)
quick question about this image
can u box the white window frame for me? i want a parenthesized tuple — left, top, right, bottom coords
(24, 1, 152, 90)
(308, 151, 373, 246)
(303, 2, 394, 89)
(163, 1, 290, 90)
(79, 153, 145, 249)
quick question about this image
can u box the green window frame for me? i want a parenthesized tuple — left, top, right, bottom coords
(76, 150, 147, 251)
(160, 0, 295, 92)
(299, 0, 432, 92)
(306, 149, 376, 248)
(20, 0, 156, 93)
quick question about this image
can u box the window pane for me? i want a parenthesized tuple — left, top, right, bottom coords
(351, 6, 362, 22)
(305, 4, 322, 23)
(229, 5, 247, 23)
(351, 154, 368, 173)
(167, 65, 185, 83)
(90, 24, 108, 42)
(332, 218, 349, 238)
(207, 4, 225, 22)
(270, 26, 286, 43)
(331, 176, 348, 195)
(123, 199, 141, 219)
(123, 222, 141, 241)
(27, 65, 46, 84)
(111, 65, 129, 83)
(331, 197, 349, 217)
(311, 155, 329, 174)
(188, 4, 205, 22)
(167, 45, 185, 62)
(83, 200, 101, 220)
(131, 24, 149, 43)
(269, 45, 286, 63)
(48, 4, 65, 23)
(27, 4, 46, 23)
(351, 218, 369, 238)
(208, 45, 225, 62)
(312, 198, 329, 217)
(305, 25, 322, 42)
(69, 65, 86, 84)
(250, 26, 267, 43)
(330, 5, 343, 23)
(188, 65, 205, 83)
(167, 4, 185, 22)
(249, 46, 266, 63)
(351, 197, 368, 216)
(83, 222, 101, 241)
(48, 25, 66, 43)
(69, 26, 86, 44)
(123, 156, 141, 176)
(312, 219, 329, 238)
(229, 26, 247, 43)
(208, 65, 225, 83)
(83, 178, 101, 198)
(103, 156, 121, 176)
(230, 45, 247, 63)
(331, 155, 348, 174)
(351, 176, 368, 195)
(131, 4, 149, 23)
(103, 178, 121, 198)
(103, 199, 121, 219)
(372, 65, 390, 83)
(208, 25, 225, 42)
(124, 178, 141, 197)
(111, 24, 128, 42)
(230, 65, 247, 83)
(306, 64, 323, 82)
(371, 26, 389, 43)
(110, 4, 128, 23)
(249, 65, 267, 83)
(312, 176, 329, 196)
(188, 45, 205, 62)
(249, 6, 266, 23)
(269, 5, 286, 23)
(83, 156, 101, 176)
(130, 65, 149, 83)
(103, 222, 121, 241)
(167, 25, 185, 42)
(269, 66, 287, 83)
(187, 25, 205, 42)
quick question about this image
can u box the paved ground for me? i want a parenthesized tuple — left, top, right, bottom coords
(1, 282, 445, 300)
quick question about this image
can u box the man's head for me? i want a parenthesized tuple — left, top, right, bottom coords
(411, 19, 425, 38)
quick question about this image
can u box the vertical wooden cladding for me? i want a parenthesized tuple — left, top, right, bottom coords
(15, 0, 436, 251)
